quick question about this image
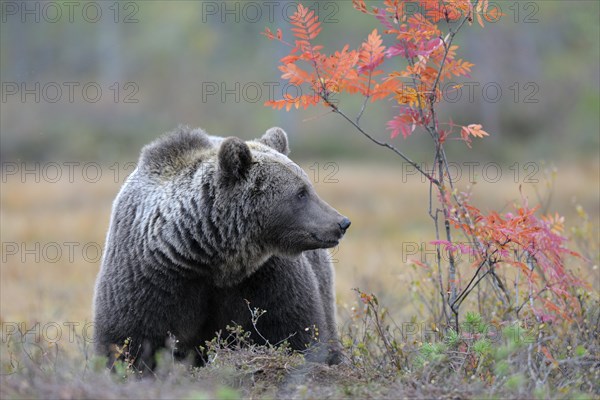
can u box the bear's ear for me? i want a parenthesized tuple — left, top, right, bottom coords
(259, 127, 290, 155)
(218, 137, 253, 181)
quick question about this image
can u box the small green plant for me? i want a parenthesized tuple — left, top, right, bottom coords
(445, 328, 461, 348)
(462, 311, 487, 334)
(418, 342, 446, 365)
(472, 338, 491, 357)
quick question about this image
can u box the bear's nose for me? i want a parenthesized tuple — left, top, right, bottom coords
(338, 217, 351, 233)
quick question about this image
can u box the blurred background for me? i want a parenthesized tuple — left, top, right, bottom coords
(1, 1, 598, 330)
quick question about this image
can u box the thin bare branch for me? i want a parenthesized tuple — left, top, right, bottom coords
(328, 103, 439, 185)
(430, 2, 478, 99)
(356, 69, 372, 124)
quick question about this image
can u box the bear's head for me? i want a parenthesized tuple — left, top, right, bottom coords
(215, 127, 350, 257)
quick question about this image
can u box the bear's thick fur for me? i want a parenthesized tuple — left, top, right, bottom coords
(93, 126, 350, 371)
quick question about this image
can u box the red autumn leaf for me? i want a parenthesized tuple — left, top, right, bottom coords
(387, 110, 416, 139)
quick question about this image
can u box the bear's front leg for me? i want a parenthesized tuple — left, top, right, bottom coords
(305, 249, 344, 364)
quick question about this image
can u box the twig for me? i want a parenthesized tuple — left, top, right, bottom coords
(245, 299, 271, 346)
(428, 151, 449, 324)
(328, 103, 439, 184)
(451, 249, 501, 312)
(356, 69, 372, 124)
(371, 303, 401, 371)
(430, 2, 477, 100)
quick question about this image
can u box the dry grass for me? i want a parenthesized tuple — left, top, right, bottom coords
(1, 160, 599, 398)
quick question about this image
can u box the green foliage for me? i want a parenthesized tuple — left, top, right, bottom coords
(214, 386, 241, 400)
(472, 338, 492, 357)
(417, 342, 447, 366)
(504, 373, 526, 390)
(445, 328, 461, 348)
(574, 345, 587, 357)
(494, 360, 510, 377)
(462, 311, 487, 334)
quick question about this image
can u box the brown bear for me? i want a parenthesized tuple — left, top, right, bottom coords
(92, 126, 350, 372)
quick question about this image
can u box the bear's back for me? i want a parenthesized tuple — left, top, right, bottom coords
(100, 126, 219, 276)
(138, 125, 217, 179)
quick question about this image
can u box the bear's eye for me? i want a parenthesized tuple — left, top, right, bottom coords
(297, 188, 307, 200)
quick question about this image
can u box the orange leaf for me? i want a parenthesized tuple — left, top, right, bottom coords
(476, 11, 484, 28)
(261, 27, 275, 40)
(264, 99, 288, 110)
(279, 63, 311, 86)
(358, 29, 386, 74)
(352, 0, 368, 13)
(290, 5, 321, 43)
(467, 124, 489, 138)
(461, 124, 490, 143)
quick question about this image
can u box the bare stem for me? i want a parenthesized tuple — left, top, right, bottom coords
(356, 70, 372, 124)
(430, 2, 477, 100)
(423, 2, 480, 330)
(327, 103, 439, 185)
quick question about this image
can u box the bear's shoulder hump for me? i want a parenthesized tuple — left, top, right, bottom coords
(138, 125, 214, 177)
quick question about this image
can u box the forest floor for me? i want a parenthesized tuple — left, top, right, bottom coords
(1, 161, 598, 399)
